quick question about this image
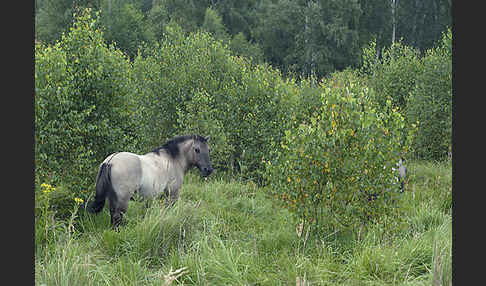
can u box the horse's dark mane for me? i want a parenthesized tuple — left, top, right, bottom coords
(151, 134, 207, 158)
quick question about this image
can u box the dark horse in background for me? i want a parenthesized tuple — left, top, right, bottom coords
(87, 135, 213, 228)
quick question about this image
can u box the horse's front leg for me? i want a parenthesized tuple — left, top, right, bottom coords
(168, 188, 180, 206)
(164, 187, 180, 208)
(165, 177, 182, 207)
(144, 199, 152, 209)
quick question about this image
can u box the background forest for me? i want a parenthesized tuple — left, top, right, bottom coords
(35, 0, 451, 79)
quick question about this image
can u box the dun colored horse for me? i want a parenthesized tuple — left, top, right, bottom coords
(87, 135, 213, 228)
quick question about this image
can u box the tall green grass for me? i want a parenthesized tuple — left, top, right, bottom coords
(35, 161, 451, 285)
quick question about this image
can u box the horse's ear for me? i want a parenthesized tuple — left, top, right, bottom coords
(205, 136, 210, 142)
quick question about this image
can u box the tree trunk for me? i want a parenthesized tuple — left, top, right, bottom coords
(304, 1, 310, 78)
(391, 0, 396, 44)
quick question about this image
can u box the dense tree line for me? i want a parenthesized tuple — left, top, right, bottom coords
(35, 0, 451, 79)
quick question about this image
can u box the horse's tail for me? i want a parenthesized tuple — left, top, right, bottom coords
(88, 163, 113, 214)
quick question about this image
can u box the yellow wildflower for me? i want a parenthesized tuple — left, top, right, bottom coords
(74, 197, 84, 204)
(40, 183, 55, 194)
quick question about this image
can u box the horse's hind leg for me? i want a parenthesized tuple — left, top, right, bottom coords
(110, 208, 123, 229)
(109, 198, 128, 230)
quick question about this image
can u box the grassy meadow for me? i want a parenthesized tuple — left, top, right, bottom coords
(35, 160, 451, 285)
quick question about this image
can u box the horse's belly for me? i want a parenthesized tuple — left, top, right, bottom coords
(139, 177, 169, 199)
(138, 159, 171, 199)
(137, 153, 181, 200)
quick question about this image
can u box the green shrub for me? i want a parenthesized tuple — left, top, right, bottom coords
(361, 31, 452, 161)
(35, 9, 138, 192)
(175, 89, 234, 171)
(407, 28, 452, 161)
(265, 71, 415, 236)
(133, 27, 293, 180)
(132, 26, 235, 149)
(361, 39, 423, 111)
(222, 62, 291, 180)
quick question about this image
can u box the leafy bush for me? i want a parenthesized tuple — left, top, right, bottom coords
(407, 28, 452, 160)
(35, 9, 139, 194)
(132, 25, 230, 148)
(222, 62, 292, 180)
(361, 39, 423, 111)
(361, 30, 451, 161)
(133, 27, 293, 180)
(175, 89, 234, 171)
(265, 71, 415, 235)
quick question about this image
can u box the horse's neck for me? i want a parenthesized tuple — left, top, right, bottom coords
(174, 140, 194, 174)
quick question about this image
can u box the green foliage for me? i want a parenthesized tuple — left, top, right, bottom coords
(34, 8, 452, 285)
(252, 0, 302, 73)
(361, 28, 452, 161)
(35, 183, 63, 249)
(431, 217, 452, 286)
(147, 0, 170, 40)
(35, 6, 452, 285)
(407, 28, 452, 160)
(35, 0, 75, 44)
(228, 32, 264, 64)
(152, 0, 207, 32)
(35, 181, 86, 256)
(265, 70, 416, 235)
(295, 0, 362, 77)
(133, 26, 291, 180)
(132, 27, 232, 148)
(201, 7, 229, 42)
(35, 9, 138, 193)
(396, 0, 452, 52)
(35, 238, 102, 286)
(252, 0, 364, 78)
(35, 7, 452, 234)
(35, 0, 451, 81)
(175, 89, 234, 171)
(361, 39, 423, 110)
(100, 2, 155, 60)
(223, 62, 289, 180)
(357, 0, 392, 52)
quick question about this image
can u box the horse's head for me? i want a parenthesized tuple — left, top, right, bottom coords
(192, 135, 213, 177)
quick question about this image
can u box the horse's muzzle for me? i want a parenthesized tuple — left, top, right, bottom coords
(202, 166, 213, 177)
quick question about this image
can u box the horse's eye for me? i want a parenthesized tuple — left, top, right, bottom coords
(195, 147, 200, 154)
